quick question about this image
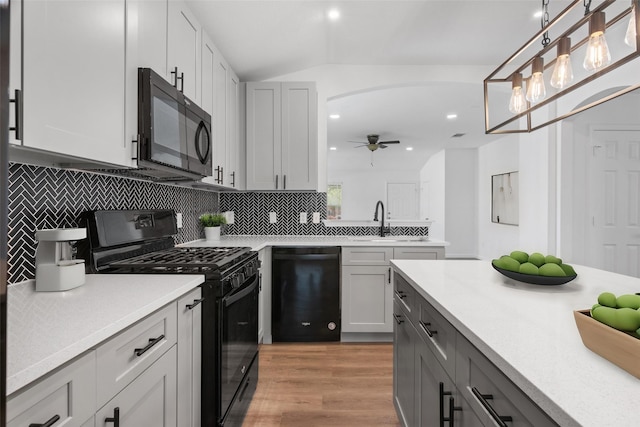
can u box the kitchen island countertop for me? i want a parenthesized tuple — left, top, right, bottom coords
(180, 235, 449, 251)
(391, 259, 640, 427)
(7, 274, 204, 395)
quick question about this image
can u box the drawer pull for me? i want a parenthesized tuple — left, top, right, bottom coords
(439, 383, 462, 427)
(395, 290, 407, 299)
(393, 313, 404, 324)
(105, 407, 120, 427)
(471, 387, 513, 427)
(29, 414, 60, 427)
(419, 320, 438, 338)
(134, 334, 165, 357)
(186, 298, 205, 310)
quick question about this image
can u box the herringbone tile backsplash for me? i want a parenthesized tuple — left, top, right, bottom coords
(8, 163, 218, 284)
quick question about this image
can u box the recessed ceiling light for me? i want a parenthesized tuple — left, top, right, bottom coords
(329, 146, 337, 151)
(447, 113, 458, 120)
(406, 147, 413, 151)
(329, 114, 340, 119)
(328, 9, 340, 21)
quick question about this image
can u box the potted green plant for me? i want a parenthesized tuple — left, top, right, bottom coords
(199, 213, 227, 241)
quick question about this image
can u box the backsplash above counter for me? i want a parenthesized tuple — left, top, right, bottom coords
(8, 163, 429, 284)
(7, 163, 218, 284)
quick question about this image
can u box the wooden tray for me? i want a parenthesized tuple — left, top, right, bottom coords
(573, 310, 640, 379)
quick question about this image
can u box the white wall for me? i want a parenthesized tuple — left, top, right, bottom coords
(419, 150, 445, 241)
(477, 136, 520, 259)
(445, 149, 478, 258)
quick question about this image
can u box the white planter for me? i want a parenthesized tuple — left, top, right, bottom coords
(204, 226, 221, 241)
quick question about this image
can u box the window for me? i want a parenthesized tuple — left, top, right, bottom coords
(327, 184, 342, 220)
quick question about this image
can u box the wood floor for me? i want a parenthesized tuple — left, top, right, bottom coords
(243, 342, 401, 427)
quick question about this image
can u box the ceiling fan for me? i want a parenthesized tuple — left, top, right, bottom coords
(350, 134, 400, 152)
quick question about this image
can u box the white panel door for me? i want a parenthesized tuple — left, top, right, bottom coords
(387, 182, 418, 220)
(588, 129, 640, 277)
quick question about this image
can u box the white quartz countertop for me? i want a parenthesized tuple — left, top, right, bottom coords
(390, 260, 640, 427)
(180, 235, 448, 251)
(7, 274, 204, 395)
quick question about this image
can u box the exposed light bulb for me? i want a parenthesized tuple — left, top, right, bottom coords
(509, 73, 527, 114)
(583, 12, 611, 72)
(550, 37, 574, 89)
(526, 57, 546, 103)
(625, 6, 637, 47)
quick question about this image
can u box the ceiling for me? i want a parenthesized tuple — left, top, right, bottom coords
(186, 0, 574, 170)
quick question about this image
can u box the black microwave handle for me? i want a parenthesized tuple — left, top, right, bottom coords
(195, 120, 211, 165)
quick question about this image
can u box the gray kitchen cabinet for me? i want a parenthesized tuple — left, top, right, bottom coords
(19, 0, 129, 167)
(167, 0, 201, 104)
(6, 351, 96, 427)
(342, 247, 441, 334)
(394, 272, 559, 427)
(177, 288, 203, 427)
(455, 335, 558, 427)
(96, 346, 177, 427)
(393, 299, 416, 427)
(258, 247, 272, 343)
(246, 81, 318, 190)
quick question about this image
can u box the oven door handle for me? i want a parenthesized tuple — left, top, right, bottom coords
(223, 275, 258, 307)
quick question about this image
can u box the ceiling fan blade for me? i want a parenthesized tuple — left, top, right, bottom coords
(379, 144, 388, 149)
(353, 144, 367, 148)
(379, 140, 400, 144)
(348, 140, 366, 143)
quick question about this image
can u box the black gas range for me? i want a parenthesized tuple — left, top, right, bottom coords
(77, 210, 259, 427)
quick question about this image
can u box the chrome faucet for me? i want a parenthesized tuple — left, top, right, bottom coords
(373, 200, 391, 237)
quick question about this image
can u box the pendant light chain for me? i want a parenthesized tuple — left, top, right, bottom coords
(542, 0, 551, 47)
(583, 0, 592, 15)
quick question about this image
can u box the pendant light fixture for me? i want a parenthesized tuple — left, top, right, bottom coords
(484, 0, 640, 134)
(526, 56, 547, 103)
(550, 37, 574, 89)
(625, 1, 637, 47)
(509, 73, 527, 114)
(583, 11, 612, 71)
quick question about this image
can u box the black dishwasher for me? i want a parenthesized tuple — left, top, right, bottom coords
(272, 246, 341, 342)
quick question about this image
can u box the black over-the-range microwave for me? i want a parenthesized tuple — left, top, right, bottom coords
(137, 67, 212, 181)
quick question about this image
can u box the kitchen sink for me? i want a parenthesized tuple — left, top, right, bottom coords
(346, 236, 429, 242)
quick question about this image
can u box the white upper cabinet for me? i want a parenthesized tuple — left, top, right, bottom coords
(8, 0, 21, 146)
(246, 82, 318, 191)
(21, 0, 128, 167)
(167, 0, 201, 103)
(125, 0, 169, 169)
(200, 33, 240, 189)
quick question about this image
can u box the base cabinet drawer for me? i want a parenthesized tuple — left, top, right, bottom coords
(7, 352, 96, 427)
(96, 302, 177, 408)
(342, 247, 393, 265)
(456, 335, 558, 427)
(416, 295, 456, 378)
(96, 345, 177, 427)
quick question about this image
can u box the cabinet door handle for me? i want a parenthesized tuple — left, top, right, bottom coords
(134, 334, 165, 357)
(221, 166, 224, 185)
(29, 414, 60, 427)
(231, 171, 236, 187)
(388, 267, 391, 284)
(105, 407, 120, 427)
(471, 387, 513, 427)
(393, 313, 404, 324)
(9, 89, 23, 140)
(445, 397, 462, 427)
(275, 174, 279, 189)
(395, 290, 407, 299)
(439, 383, 461, 427)
(419, 320, 438, 338)
(186, 298, 204, 310)
(283, 174, 286, 189)
(171, 67, 184, 92)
